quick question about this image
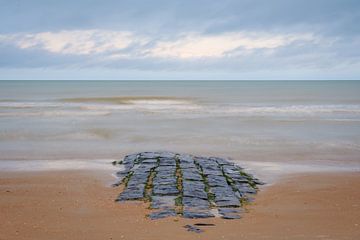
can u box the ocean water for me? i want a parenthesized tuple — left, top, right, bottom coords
(0, 81, 359, 179)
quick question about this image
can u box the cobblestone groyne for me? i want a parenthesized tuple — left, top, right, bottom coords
(113, 152, 263, 220)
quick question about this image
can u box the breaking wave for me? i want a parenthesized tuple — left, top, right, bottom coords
(0, 96, 360, 119)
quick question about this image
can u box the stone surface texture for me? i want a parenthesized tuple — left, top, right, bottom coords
(114, 152, 262, 220)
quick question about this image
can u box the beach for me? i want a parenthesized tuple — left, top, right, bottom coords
(1, 81, 360, 239)
(1, 170, 359, 240)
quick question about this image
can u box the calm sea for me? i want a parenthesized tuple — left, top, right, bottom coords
(1, 81, 359, 179)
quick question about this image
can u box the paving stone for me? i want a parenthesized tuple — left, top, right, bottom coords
(218, 208, 242, 219)
(210, 186, 235, 196)
(183, 180, 205, 189)
(182, 170, 203, 181)
(123, 153, 138, 163)
(206, 175, 229, 187)
(220, 214, 241, 219)
(151, 196, 176, 209)
(253, 178, 265, 185)
(159, 158, 176, 166)
(158, 152, 176, 158)
(139, 152, 160, 159)
(222, 165, 241, 173)
(153, 184, 179, 196)
(155, 171, 176, 179)
(180, 163, 197, 169)
(141, 159, 158, 164)
(115, 170, 130, 178)
(184, 225, 203, 233)
(117, 185, 145, 201)
(183, 190, 208, 200)
(202, 168, 223, 176)
(210, 186, 241, 207)
(178, 153, 193, 161)
(127, 177, 148, 187)
(149, 208, 177, 219)
(210, 157, 234, 166)
(156, 165, 176, 172)
(218, 208, 242, 214)
(183, 209, 215, 219)
(215, 199, 240, 208)
(182, 197, 210, 209)
(153, 177, 177, 186)
(183, 181, 208, 199)
(234, 183, 257, 194)
(233, 178, 250, 184)
(128, 173, 148, 181)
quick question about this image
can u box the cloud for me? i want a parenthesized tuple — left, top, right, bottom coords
(148, 32, 317, 59)
(2, 30, 148, 55)
(0, 30, 318, 60)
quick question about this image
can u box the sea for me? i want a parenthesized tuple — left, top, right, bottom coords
(1, 81, 359, 181)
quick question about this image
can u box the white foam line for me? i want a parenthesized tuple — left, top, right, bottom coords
(0, 159, 120, 172)
(1, 159, 359, 186)
(234, 160, 360, 184)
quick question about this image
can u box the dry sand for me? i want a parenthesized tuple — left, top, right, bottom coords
(0, 170, 359, 240)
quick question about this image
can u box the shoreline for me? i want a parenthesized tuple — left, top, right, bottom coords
(1, 158, 359, 183)
(1, 169, 359, 239)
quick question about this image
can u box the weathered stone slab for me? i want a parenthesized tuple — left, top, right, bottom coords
(183, 209, 215, 219)
(218, 208, 242, 219)
(182, 197, 210, 209)
(158, 152, 176, 158)
(156, 165, 176, 172)
(151, 196, 176, 209)
(153, 184, 179, 196)
(141, 159, 158, 164)
(159, 158, 176, 166)
(182, 170, 203, 181)
(206, 175, 229, 187)
(149, 208, 177, 219)
(211, 157, 234, 166)
(183, 181, 208, 199)
(114, 151, 262, 220)
(153, 177, 177, 186)
(123, 153, 138, 163)
(184, 224, 203, 233)
(209, 186, 241, 207)
(154, 173, 175, 179)
(234, 183, 257, 194)
(202, 169, 223, 176)
(139, 152, 160, 159)
(117, 185, 145, 201)
(215, 199, 241, 208)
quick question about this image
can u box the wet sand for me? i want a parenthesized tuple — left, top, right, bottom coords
(0, 170, 359, 240)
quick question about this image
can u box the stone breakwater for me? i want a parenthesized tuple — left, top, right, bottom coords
(113, 152, 263, 220)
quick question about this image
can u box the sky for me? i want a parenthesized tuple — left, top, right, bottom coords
(0, 0, 359, 80)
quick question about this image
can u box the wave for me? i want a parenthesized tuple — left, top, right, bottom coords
(0, 102, 68, 108)
(0, 110, 110, 117)
(61, 96, 192, 104)
(208, 104, 360, 115)
(0, 159, 118, 172)
(1, 97, 360, 118)
(0, 97, 202, 113)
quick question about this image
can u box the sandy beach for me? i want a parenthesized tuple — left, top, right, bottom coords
(1, 82, 359, 239)
(1, 170, 359, 240)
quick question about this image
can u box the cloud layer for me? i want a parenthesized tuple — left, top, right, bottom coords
(0, 0, 359, 79)
(0, 30, 319, 59)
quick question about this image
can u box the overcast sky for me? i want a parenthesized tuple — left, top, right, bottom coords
(0, 0, 359, 80)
